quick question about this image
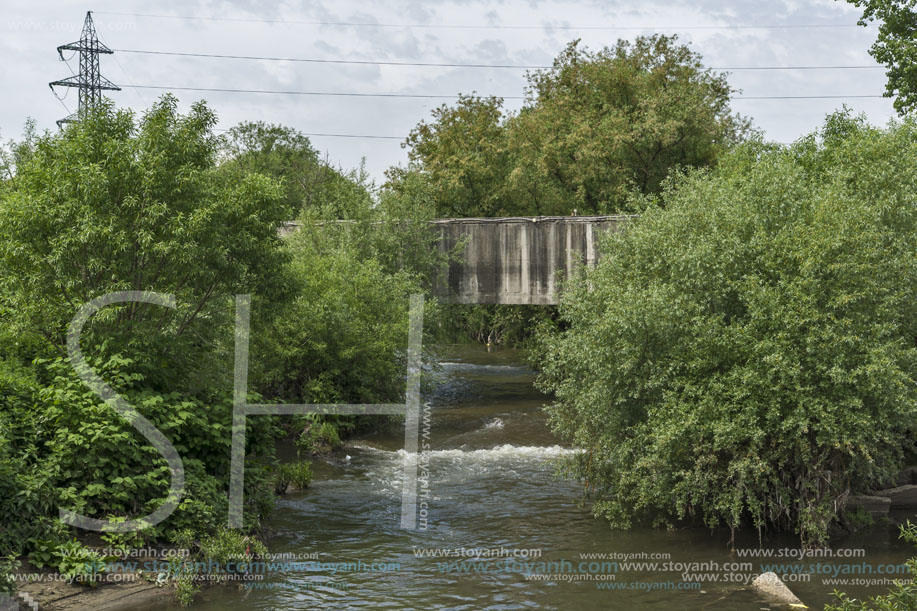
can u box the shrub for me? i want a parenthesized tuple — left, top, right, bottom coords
(274, 461, 312, 494)
(295, 420, 343, 455)
(199, 527, 267, 566)
(534, 112, 917, 545)
(54, 539, 107, 586)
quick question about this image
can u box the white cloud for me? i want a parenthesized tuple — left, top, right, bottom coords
(1, 0, 896, 181)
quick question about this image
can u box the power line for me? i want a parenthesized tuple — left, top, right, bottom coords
(733, 94, 885, 100)
(121, 84, 885, 101)
(51, 87, 73, 114)
(717, 66, 881, 71)
(122, 84, 524, 99)
(112, 48, 883, 72)
(298, 132, 401, 140)
(216, 128, 402, 140)
(116, 49, 548, 69)
(95, 11, 862, 31)
(96, 32, 149, 108)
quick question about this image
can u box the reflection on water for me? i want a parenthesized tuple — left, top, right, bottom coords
(147, 344, 914, 611)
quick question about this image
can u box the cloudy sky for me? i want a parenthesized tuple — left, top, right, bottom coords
(1, 0, 895, 183)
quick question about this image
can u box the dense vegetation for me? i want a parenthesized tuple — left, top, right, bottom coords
(0, 96, 433, 596)
(390, 35, 750, 218)
(533, 111, 917, 546)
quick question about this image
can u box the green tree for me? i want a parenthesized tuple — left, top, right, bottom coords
(224, 120, 373, 219)
(533, 111, 917, 545)
(845, 0, 917, 115)
(394, 36, 751, 218)
(0, 96, 289, 549)
(392, 95, 511, 218)
(0, 96, 289, 386)
(508, 37, 750, 214)
(252, 234, 424, 405)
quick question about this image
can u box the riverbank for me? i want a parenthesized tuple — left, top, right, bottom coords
(15, 563, 172, 611)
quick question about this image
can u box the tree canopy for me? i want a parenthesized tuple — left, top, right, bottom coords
(845, 0, 917, 114)
(224, 120, 374, 219)
(390, 35, 751, 218)
(0, 97, 290, 379)
(0, 97, 428, 574)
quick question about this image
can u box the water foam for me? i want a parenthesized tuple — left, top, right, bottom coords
(350, 443, 577, 495)
(393, 444, 575, 461)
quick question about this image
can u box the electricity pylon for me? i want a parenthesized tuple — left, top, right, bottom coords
(49, 11, 120, 127)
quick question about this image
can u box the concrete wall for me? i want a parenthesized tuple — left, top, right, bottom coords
(432, 216, 632, 305)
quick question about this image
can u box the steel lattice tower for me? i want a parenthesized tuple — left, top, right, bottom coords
(49, 11, 120, 127)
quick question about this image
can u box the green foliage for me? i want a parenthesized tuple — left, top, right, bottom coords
(0, 556, 19, 595)
(224, 121, 373, 219)
(27, 538, 58, 569)
(0, 97, 289, 558)
(274, 461, 312, 493)
(533, 112, 917, 545)
(844, 507, 875, 533)
(250, 215, 436, 450)
(392, 35, 750, 218)
(295, 420, 343, 455)
(826, 523, 917, 609)
(33, 355, 276, 533)
(439, 304, 556, 346)
(370, 170, 454, 287)
(392, 95, 510, 218)
(0, 95, 290, 387)
(0, 99, 437, 567)
(0, 360, 59, 554)
(100, 516, 150, 554)
(199, 526, 267, 566)
(54, 539, 107, 586)
(175, 572, 200, 606)
(253, 224, 428, 405)
(845, 0, 917, 115)
(508, 36, 751, 215)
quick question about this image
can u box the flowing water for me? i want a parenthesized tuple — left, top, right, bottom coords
(152, 345, 913, 610)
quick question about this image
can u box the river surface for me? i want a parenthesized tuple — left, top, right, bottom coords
(153, 345, 913, 610)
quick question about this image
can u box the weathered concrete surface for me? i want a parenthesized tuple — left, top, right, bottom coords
(280, 216, 633, 305)
(432, 215, 632, 305)
(751, 572, 806, 607)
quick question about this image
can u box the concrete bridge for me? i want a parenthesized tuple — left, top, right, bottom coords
(282, 215, 631, 305)
(431, 216, 631, 305)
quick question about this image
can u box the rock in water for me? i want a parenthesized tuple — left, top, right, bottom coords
(751, 572, 805, 607)
(871, 485, 917, 509)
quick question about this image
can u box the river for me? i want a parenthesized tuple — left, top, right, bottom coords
(152, 344, 913, 610)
